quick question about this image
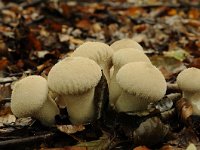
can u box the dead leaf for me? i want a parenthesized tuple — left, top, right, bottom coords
(76, 19, 91, 30)
(133, 146, 150, 150)
(28, 32, 42, 51)
(133, 117, 170, 146)
(15, 117, 35, 127)
(167, 127, 199, 148)
(0, 58, 8, 71)
(167, 9, 177, 16)
(160, 145, 177, 150)
(0, 114, 16, 127)
(163, 49, 189, 61)
(64, 147, 87, 150)
(189, 57, 200, 69)
(0, 84, 12, 101)
(57, 125, 85, 134)
(76, 132, 111, 150)
(125, 7, 145, 17)
(188, 9, 200, 19)
(41, 147, 87, 150)
(176, 98, 193, 124)
(0, 106, 12, 116)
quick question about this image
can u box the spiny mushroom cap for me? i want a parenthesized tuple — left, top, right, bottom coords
(177, 67, 200, 92)
(48, 57, 102, 95)
(72, 41, 113, 64)
(110, 39, 143, 52)
(112, 48, 151, 69)
(116, 62, 167, 100)
(11, 75, 48, 117)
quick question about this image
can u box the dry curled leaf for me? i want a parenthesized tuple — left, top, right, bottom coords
(57, 125, 85, 134)
(76, 132, 111, 150)
(0, 114, 16, 127)
(0, 84, 12, 101)
(132, 117, 170, 146)
(176, 98, 193, 124)
(133, 146, 150, 150)
(167, 127, 199, 148)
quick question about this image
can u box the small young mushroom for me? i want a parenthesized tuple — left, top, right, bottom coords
(109, 48, 151, 106)
(110, 39, 143, 52)
(71, 41, 113, 83)
(48, 57, 102, 124)
(11, 75, 59, 126)
(115, 62, 167, 112)
(176, 67, 200, 115)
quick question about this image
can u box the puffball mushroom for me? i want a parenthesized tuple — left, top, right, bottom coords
(176, 67, 200, 115)
(71, 41, 113, 83)
(109, 48, 151, 106)
(11, 75, 59, 126)
(110, 38, 143, 52)
(48, 57, 102, 124)
(115, 62, 167, 112)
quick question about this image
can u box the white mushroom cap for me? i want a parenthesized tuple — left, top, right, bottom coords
(11, 75, 48, 117)
(177, 67, 200, 93)
(110, 39, 143, 52)
(71, 41, 113, 83)
(116, 62, 167, 100)
(48, 57, 102, 95)
(72, 41, 113, 65)
(109, 48, 151, 106)
(112, 48, 151, 69)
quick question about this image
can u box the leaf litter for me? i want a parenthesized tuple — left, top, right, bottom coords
(0, 0, 200, 149)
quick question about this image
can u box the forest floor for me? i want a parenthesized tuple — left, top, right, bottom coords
(0, 0, 200, 149)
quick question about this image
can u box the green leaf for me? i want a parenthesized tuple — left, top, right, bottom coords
(163, 49, 189, 61)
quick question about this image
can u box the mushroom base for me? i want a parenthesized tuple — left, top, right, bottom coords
(115, 91, 150, 112)
(34, 96, 59, 126)
(62, 89, 95, 124)
(185, 93, 200, 115)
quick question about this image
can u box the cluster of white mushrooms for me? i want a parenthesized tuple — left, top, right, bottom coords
(10, 39, 199, 127)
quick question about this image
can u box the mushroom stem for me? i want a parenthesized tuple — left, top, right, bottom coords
(109, 67, 122, 106)
(34, 95, 59, 126)
(100, 62, 111, 84)
(60, 89, 95, 124)
(182, 91, 195, 101)
(115, 91, 150, 112)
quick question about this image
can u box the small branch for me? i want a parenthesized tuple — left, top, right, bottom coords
(0, 132, 55, 148)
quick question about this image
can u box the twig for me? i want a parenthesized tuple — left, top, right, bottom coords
(0, 132, 55, 148)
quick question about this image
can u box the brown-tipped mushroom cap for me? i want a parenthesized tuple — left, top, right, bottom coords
(177, 67, 200, 93)
(110, 39, 143, 52)
(72, 41, 113, 65)
(116, 62, 166, 100)
(48, 57, 102, 95)
(112, 48, 151, 69)
(11, 75, 48, 117)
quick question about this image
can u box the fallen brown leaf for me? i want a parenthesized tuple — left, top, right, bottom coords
(176, 98, 193, 124)
(76, 19, 91, 30)
(57, 125, 85, 134)
(0, 57, 8, 71)
(133, 146, 150, 150)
